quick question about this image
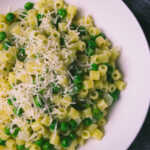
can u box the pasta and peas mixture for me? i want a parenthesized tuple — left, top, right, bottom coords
(0, 0, 126, 150)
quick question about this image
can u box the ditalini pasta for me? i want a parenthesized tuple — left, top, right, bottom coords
(0, 0, 126, 150)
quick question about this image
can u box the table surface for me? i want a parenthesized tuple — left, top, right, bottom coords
(123, 0, 150, 150)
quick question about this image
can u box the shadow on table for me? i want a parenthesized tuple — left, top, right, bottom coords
(128, 108, 150, 150)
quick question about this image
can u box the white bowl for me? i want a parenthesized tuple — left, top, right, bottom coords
(0, 0, 150, 150)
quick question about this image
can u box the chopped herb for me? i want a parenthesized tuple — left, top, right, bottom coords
(33, 95, 44, 108)
(3, 41, 11, 50)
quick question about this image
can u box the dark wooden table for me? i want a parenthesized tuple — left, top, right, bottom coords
(123, 0, 150, 150)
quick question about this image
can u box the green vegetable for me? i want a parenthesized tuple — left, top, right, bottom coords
(69, 119, 77, 130)
(0, 138, 6, 146)
(110, 89, 120, 101)
(73, 75, 82, 85)
(85, 47, 95, 56)
(91, 33, 106, 41)
(92, 108, 103, 120)
(42, 141, 54, 150)
(72, 101, 89, 111)
(33, 95, 44, 108)
(13, 97, 17, 101)
(4, 127, 11, 136)
(69, 62, 81, 76)
(103, 63, 114, 83)
(61, 137, 70, 148)
(60, 122, 69, 132)
(0, 32, 6, 42)
(96, 89, 104, 98)
(60, 37, 65, 46)
(39, 89, 45, 95)
(69, 132, 76, 140)
(13, 107, 24, 117)
(87, 40, 96, 49)
(49, 120, 57, 131)
(7, 98, 13, 105)
(83, 118, 92, 126)
(6, 12, 15, 22)
(35, 138, 44, 147)
(12, 127, 20, 138)
(24, 2, 34, 10)
(31, 75, 36, 84)
(51, 16, 61, 29)
(78, 26, 87, 36)
(17, 108, 24, 116)
(70, 24, 77, 30)
(3, 41, 11, 50)
(51, 83, 61, 94)
(37, 14, 43, 26)
(98, 33, 106, 39)
(91, 63, 98, 71)
(16, 145, 26, 150)
(17, 48, 27, 62)
(19, 12, 27, 19)
(72, 83, 83, 95)
(58, 8, 67, 19)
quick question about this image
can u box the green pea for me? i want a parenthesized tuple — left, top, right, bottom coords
(0, 138, 6, 146)
(7, 98, 13, 105)
(87, 40, 97, 49)
(70, 24, 77, 30)
(16, 145, 26, 150)
(92, 108, 103, 120)
(42, 141, 54, 150)
(69, 132, 76, 140)
(61, 137, 70, 148)
(91, 63, 98, 71)
(85, 47, 95, 56)
(34, 138, 44, 147)
(0, 32, 6, 42)
(60, 122, 69, 132)
(78, 26, 87, 36)
(6, 12, 15, 22)
(33, 95, 44, 108)
(57, 8, 67, 18)
(12, 127, 20, 138)
(110, 89, 120, 101)
(83, 118, 92, 126)
(73, 75, 82, 85)
(69, 119, 77, 130)
(24, 2, 34, 10)
(17, 48, 27, 62)
(4, 127, 11, 136)
(49, 120, 57, 131)
(3, 41, 11, 50)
